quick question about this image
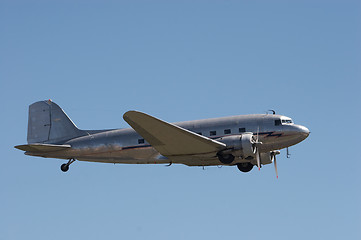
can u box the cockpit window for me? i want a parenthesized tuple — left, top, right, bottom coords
(275, 119, 293, 126)
(282, 119, 293, 124)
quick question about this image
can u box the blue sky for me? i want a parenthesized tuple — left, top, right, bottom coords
(1, 1, 360, 239)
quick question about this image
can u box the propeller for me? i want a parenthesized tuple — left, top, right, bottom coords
(274, 154, 278, 179)
(256, 151, 261, 171)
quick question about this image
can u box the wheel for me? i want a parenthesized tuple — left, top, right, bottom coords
(237, 162, 254, 172)
(61, 163, 69, 172)
(217, 153, 235, 164)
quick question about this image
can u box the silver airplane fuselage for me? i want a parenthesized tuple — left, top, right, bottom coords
(26, 113, 309, 167)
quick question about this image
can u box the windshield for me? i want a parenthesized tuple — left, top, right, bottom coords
(275, 118, 293, 126)
(282, 119, 293, 124)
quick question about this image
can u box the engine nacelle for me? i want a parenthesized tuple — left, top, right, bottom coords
(217, 133, 256, 158)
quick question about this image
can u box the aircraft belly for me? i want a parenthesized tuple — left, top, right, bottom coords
(74, 146, 164, 164)
(74, 147, 225, 166)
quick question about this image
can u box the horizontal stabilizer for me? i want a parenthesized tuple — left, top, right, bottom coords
(15, 144, 71, 153)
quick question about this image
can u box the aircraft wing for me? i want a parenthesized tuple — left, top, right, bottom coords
(123, 111, 226, 157)
(15, 144, 71, 152)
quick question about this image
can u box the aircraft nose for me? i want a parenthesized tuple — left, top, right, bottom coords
(295, 125, 310, 139)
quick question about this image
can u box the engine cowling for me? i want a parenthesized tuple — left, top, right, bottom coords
(216, 133, 256, 158)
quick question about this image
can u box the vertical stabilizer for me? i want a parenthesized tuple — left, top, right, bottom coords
(27, 100, 84, 144)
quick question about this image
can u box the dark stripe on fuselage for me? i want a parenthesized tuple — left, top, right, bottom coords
(258, 132, 283, 138)
(122, 144, 152, 150)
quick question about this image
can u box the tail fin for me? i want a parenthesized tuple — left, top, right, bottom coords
(27, 100, 85, 144)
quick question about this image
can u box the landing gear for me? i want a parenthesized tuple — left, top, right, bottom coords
(60, 164, 69, 172)
(217, 153, 235, 164)
(237, 162, 254, 172)
(60, 158, 76, 172)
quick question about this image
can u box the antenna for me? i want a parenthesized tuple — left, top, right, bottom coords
(267, 109, 276, 115)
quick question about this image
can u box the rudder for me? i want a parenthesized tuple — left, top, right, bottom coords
(27, 100, 84, 144)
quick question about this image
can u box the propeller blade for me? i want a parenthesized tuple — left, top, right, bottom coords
(274, 155, 278, 179)
(253, 127, 262, 171)
(256, 150, 261, 171)
(255, 127, 261, 170)
(256, 126, 259, 142)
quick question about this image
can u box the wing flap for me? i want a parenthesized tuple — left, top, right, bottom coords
(15, 144, 71, 152)
(123, 111, 226, 157)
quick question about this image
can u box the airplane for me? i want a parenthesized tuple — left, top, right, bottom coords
(15, 100, 310, 177)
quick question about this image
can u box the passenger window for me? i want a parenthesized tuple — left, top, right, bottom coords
(138, 139, 145, 144)
(239, 128, 246, 133)
(275, 120, 281, 126)
(210, 131, 216, 136)
(224, 129, 231, 134)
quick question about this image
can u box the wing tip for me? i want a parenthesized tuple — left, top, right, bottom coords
(14, 145, 25, 151)
(123, 110, 150, 123)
